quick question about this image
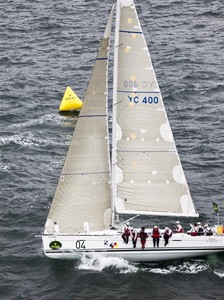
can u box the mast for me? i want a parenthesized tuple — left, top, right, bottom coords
(111, 0, 121, 227)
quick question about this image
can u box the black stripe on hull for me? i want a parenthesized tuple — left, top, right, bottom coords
(45, 247, 224, 254)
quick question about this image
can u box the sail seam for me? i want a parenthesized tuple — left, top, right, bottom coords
(117, 150, 176, 153)
(117, 90, 160, 94)
(79, 114, 107, 118)
(61, 172, 110, 176)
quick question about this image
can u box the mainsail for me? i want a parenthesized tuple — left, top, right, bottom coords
(44, 6, 114, 234)
(112, 0, 198, 217)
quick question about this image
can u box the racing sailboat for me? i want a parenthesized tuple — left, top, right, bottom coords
(42, 0, 224, 262)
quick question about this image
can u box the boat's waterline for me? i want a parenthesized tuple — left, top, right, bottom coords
(42, 233, 224, 262)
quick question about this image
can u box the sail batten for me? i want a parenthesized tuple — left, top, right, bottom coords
(117, 90, 161, 94)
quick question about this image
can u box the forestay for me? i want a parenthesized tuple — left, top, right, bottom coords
(112, 0, 198, 217)
(44, 6, 114, 234)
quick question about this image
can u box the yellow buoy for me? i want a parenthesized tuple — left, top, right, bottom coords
(217, 225, 223, 235)
(59, 86, 83, 111)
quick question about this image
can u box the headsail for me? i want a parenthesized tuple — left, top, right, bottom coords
(112, 0, 198, 218)
(44, 5, 114, 234)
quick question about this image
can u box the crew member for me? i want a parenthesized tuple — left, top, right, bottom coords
(197, 224, 205, 236)
(122, 222, 131, 244)
(204, 224, 213, 236)
(187, 223, 198, 236)
(175, 221, 184, 233)
(163, 226, 172, 246)
(151, 225, 161, 247)
(130, 227, 138, 248)
(139, 227, 148, 250)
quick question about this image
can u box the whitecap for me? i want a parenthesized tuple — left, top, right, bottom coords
(40, 160, 64, 172)
(214, 270, 224, 278)
(0, 131, 69, 148)
(0, 132, 48, 147)
(76, 253, 138, 273)
(148, 260, 208, 275)
(0, 163, 9, 171)
(8, 113, 64, 129)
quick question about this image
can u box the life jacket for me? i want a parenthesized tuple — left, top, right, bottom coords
(139, 231, 148, 240)
(123, 225, 130, 236)
(176, 225, 183, 233)
(205, 227, 213, 236)
(191, 232, 197, 236)
(164, 228, 172, 238)
(131, 229, 138, 239)
(190, 227, 198, 236)
(152, 228, 160, 238)
(197, 226, 204, 235)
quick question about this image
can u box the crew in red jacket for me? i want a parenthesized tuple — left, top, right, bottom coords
(175, 221, 184, 233)
(139, 227, 148, 250)
(151, 225, 161, 247)
(122, 222, 131, 244)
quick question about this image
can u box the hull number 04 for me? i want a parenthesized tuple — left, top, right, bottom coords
(76, 240, 86, 249)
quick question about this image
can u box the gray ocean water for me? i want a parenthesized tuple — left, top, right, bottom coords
(0, 0, 224, 299)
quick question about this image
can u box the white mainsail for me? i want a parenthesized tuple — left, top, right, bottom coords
(112, 0, 198, 217)
(44, 6, 114, 235)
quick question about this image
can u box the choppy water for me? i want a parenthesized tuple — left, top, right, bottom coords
(0, 0, 224, 299)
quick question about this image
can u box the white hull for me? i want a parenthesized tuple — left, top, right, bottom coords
(42, 232, 224, 262)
